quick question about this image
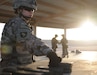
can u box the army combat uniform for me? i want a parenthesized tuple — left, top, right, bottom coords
(0, 0, 61, 73)
(1, 16, 52, 67)
(60, 35, 68, 58)
(51, 35, 58, 52)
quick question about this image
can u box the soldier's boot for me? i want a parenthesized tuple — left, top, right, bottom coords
(62, 54, 65, 58)
(67, 55, 69, 58)
(32, 59, 36, 62)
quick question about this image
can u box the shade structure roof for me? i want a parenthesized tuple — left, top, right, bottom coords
(0, 0, 97, 29)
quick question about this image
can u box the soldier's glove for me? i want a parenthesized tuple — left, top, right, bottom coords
(47, 52, 62, 67)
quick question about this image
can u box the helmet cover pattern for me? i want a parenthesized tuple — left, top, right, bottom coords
(13, 0, 37, 10)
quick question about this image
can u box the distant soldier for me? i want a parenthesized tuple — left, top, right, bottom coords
(0, 0, 61, 72)
(51, 34, 59, 52)
(60, 34, 69, 58)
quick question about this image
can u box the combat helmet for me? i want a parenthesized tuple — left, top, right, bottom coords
(13, 0, 37, 10)
(55, 34, 58, 37)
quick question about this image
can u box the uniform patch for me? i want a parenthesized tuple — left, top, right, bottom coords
(20, 32, 27, 38)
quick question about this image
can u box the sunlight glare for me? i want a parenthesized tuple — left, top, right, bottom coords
(79, 51, 97, 61)
(80, 19, 96, 29)
(67, 19, 97, 41)
(36, 27, 64, 40)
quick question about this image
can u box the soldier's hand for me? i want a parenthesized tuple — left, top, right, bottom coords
(47, 52, 62, 67)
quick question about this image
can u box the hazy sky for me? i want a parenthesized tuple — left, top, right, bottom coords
(0, 23, 5, 41)
(37, 26, 97, 41)
(36, 27, 64, 40)
(67, 28, 97, 41)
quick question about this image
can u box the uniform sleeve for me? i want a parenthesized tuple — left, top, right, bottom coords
(26, 35, 53, 56)
(1, 21, 16, 56)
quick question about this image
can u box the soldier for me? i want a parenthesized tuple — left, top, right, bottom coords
(51, 34, 59, 52)
(0, 0, 61, 72)
(60, 34, 69, 58)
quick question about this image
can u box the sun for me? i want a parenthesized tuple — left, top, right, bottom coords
(67, 19, 97, 41)
(79, 19, 97, 40)
(80, 19, 96, 29)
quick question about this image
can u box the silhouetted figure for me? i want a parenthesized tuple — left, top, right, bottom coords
(76, 49, 81, 54)
(51, 34, 59, 52)
(60, 34, 69, 58)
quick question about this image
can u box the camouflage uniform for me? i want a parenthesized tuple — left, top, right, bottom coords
(1, 16, 52, 66)
(0, 0, 61, 72)
(51, 35, 58, 52)
(60, 35, 68, 58)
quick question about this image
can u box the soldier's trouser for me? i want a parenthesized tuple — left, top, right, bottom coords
(62, 47, 68, 58)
